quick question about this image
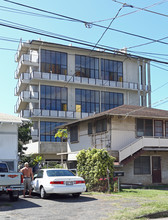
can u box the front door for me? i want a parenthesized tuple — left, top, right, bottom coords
(152, 156, 161, 183)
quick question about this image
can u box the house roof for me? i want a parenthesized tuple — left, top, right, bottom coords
(63, 105, 168, 127)
(0, 113, 23, 124)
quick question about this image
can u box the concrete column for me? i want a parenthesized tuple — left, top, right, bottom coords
(68, 54, 75, 76)
(142, 60, 146, 106)
(137, 59, 140, 106)
(147, 61, 151, 107)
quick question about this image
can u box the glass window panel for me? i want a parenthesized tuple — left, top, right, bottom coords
(46, 50, 50, 63)
(41, 63, 45, 72)
(81, 56, 85, 67)
(61, 53, 67, 65)
(56, 52, 61, 64)
(46, 86, 50, 99)
(40, 99, 45, 109)
(86, 57, 89, 68)
(75, 89, 81, 102)
(41, 50, 45, 62)
(75, 55, 80, 66)
(82, 90, 85, 102)
(51, 51, 56, 64)
(90, 58, 95, 69)
(51, 100, 56, 110)
(95, 58, 99, 70)
(56, 87, 61, 99)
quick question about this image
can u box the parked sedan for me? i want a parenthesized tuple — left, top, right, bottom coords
(31, 169, 86, 199)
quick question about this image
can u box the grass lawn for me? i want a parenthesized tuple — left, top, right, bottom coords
(86, 189, 168, 220)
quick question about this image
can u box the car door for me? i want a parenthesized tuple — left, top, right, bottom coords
(33, 170, 44, 193)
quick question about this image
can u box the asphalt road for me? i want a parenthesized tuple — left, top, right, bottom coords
(0, 192, 136, 220)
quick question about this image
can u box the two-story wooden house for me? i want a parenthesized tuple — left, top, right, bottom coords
(63, 105, 168, 185)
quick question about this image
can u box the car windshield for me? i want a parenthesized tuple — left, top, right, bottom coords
(46, 170, 75, 177)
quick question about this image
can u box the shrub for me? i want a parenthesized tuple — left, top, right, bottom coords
(77, 148, 115, 192)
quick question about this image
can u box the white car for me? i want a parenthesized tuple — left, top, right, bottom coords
(31, 169, 86, 199)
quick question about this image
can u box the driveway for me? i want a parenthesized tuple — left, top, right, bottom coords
(0, 193, 139, 220)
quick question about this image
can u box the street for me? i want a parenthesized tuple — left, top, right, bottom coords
(0, 193, 125, 220)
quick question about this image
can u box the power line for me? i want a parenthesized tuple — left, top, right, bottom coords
(90, 0, 168, 24)
(90, 6, 124, 54)
(4, 0, 168, 47)
(112, 0, 168, 18)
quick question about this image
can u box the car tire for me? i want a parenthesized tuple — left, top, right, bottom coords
(9, 191, 19, 202)
(72, 193, 80, 198)
(40, 187, 47, 199)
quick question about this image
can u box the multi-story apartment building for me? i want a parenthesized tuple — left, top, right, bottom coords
(14, 39, 151, 162)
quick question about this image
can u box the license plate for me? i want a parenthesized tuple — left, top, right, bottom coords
(66, 181, 73, 185)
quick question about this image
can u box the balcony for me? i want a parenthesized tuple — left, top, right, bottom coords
(30, 71, 143, 91)
(15, 54, 39, 79)
(20, 109, 93, 119)
(15, 91, 39, 113)
(119, 136, 168, 162)
(24, 141, 67, 155)
(15, 41, 31, 62)
(15, 73, 30, 95)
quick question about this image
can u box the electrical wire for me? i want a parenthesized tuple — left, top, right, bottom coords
(90, 0, 168, 23)
(3, 0, 168, 48)
(112, 0, 168, 18)
(89, 6, 124, 54)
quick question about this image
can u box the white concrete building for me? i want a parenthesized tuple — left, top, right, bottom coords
(0, 113, 23, 171)
(64, 105, 168, 185)
(14, 39, 151, 162)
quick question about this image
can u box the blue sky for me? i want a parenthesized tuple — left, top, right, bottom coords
(0, 0, 168, 115)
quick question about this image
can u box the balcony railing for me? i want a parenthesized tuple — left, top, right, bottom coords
(30, 71, 143, 91)
(119, 136, 168, 162)
(15, 91, 39, 113)
(20, 109, 93, 119)
(15, 54, 39, 79)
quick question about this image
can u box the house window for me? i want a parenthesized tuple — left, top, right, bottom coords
(165, 121, 168, 137)
(75, 55, 99, 79)
(154, 120, 163, 137)
(136, 119, 153, 137)
(40, 85, 67, 111)
(101, 91, 123, 112)
(40, 121, 65, 142)
(70, 125, 78, 142)
(88, 123, 93, 135)
(75, 89, 100, 113)
(134, 156, 150, 175)
(41, 49, 67, 75)
(101, 59, 123, 82)
(96, 118, 107, 133)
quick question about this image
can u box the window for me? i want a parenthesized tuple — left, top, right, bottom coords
(37, 170, 44, 178)
(154, 120, 163, 137)
(165, 121, 168, 137)
(88, 123, 93, 134)
(134, 156, 150, 175)
(96, 118, 107, 133)
(70, 125, 78, 142)
(101, 91, 123, 111)
(136, 119, 153, 137)
(41, 49, 67, 75)
(75, 55, 99, 79)
(40, 121, 65, 142)
(101, 59, 123, 82)
(75, 89, 100, 113)
(40, 85, 67, 111)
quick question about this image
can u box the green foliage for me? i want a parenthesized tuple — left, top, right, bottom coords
(20, 154, 43, 168)
(55, 129, 67, 139)
(18, 122, 33, 155)
(77, 148, 115, 192)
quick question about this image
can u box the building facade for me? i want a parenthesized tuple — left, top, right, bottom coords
(65, 105, 168, 185)
(14, 39, 151, 162)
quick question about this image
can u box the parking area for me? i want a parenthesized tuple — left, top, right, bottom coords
(0, 193, 139, 220)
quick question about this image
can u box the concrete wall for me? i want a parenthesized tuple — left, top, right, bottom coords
(111, 116, 136, 151)
(116, 151, 168, 185)
(0, 123, 18, 171)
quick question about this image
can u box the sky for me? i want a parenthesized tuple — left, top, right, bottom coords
(0, 0, 168, 115)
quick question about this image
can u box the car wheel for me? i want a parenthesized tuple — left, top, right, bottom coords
(40, 187, 47, 199)
(9, 191, 19, 202)
(72, 193, 80, 198)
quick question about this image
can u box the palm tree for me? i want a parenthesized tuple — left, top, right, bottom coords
(55, 129, 67, 166)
